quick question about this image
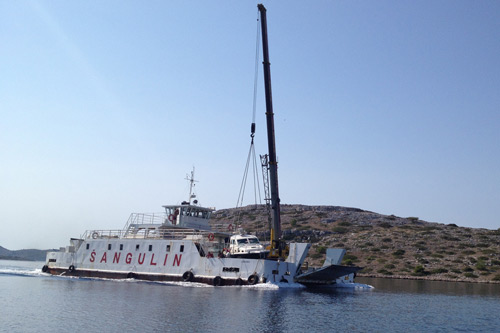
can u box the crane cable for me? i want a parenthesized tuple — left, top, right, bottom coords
(236, 12, 262, 210)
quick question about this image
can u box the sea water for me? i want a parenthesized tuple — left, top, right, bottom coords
(1, 260, 499, 332)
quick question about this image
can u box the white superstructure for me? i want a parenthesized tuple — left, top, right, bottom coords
(44, 202, 314, 285)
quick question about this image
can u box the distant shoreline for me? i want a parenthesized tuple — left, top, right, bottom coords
(0, 256, 38, 262)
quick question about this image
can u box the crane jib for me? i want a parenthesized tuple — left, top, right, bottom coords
(257, 4, 282, 255)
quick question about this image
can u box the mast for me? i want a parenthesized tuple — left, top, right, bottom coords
(185, 167, 198, 205)
(258, 4, 281, 253)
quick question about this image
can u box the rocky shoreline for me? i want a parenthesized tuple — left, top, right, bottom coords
(211, 204, 500, 284)
(357, 273, 500, 284)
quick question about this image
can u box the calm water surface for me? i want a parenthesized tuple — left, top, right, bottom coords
(1, 260, 499, 332)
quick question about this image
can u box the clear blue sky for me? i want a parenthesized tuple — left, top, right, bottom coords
(1, 1, 499, 250)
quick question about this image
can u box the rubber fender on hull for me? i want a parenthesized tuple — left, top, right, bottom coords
(213, 276, 223, 286)
(182, 271, 194, 282)
(126, 272, 136, 279)
(68, 265, 75, 273)
(42, 265, 48, 273)
(248, 274, 259, 285)
(235, 278, 243, 285)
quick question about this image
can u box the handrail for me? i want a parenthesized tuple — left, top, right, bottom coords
(81, 227, 230, 240)
(122, 212, 166, 231)
(80, 212, 237, 248)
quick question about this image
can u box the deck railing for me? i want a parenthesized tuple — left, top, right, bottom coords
(122, 212, 167, 230)
(80, 213, 237, 255)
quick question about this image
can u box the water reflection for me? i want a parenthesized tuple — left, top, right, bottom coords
(358, 277, 500, 297)
(3, 270, 500, 332)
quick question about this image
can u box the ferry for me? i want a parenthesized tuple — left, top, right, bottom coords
(42, 4, 361, 287)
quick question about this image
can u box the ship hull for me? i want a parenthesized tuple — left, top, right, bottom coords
(43, 237, 312, 286)
(43, 267, 255, 286)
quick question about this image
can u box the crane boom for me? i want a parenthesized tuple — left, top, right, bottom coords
(257, 4, 282, 255)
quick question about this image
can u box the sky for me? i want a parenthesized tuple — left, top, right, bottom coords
(1, 1, 499, 250)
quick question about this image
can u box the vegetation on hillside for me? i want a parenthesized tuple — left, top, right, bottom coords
(211, 204, 500, 283)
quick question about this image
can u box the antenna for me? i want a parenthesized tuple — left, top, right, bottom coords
(185, 167, 199, 205)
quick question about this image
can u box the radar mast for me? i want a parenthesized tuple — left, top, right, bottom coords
(185, 167, 198, 205)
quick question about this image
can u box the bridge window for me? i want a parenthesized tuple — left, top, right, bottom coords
(149, 245, 153, 251)
(166, 245, 171, 252)
(120, 244, 123, 251)
(108, 244, 112, 250)
(180, 245, 184, 252)
(86, 244, 90, 250)
(136, 244, 140, 251)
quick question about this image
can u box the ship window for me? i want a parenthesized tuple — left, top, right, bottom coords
(120, 244, 123, 251)
(166, 245, 171, 252)
(180, 245, 184, 252)
(86, 244, 90, 250)
(108, 244, 112, 250)
(149, 245, 153, 251)
(136, 244, 140, 250)
(194, 243, 205, 257)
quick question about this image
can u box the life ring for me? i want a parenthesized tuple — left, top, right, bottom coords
(91, 232, 99, 239)
(42, 265, 48, 273)
(227, 224, 233, 232)
(168, 214, 175, 222)
(208, 233, 215, 241)
(248, 274, 259, 285)
(213, 276, 223, 286)
(127, 272, 136, 279)
(68, 265, 75, 273)
(182, 271, 194, 282)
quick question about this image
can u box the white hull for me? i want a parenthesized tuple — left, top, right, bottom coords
(45, 236, 316, 286)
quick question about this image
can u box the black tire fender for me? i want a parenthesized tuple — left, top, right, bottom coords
(182, 271, 194, 282)
(248, 274, 259, 285)
(213, 276, 223, 286)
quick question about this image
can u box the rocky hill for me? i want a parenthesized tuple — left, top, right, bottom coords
(211, 204, 500, 283)
(0, 246, 54, 262)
